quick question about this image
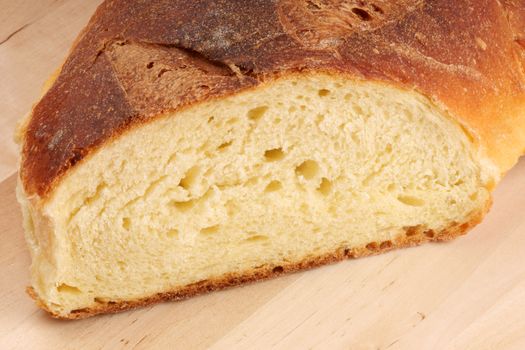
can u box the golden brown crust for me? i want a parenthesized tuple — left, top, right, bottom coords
(29, 205, 487, 320)
(20, 0, 525, 198)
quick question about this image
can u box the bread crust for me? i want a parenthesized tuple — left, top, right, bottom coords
(19, 0, 525, 198)
(28, 205, 487, 319)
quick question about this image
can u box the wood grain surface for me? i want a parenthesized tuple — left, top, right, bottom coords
(1, 1, 524, 349)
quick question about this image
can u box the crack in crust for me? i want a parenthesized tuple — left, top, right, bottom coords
(28, 206, 488, 319)
(278, 0, 423, 49)
(104, 40, 258, 115)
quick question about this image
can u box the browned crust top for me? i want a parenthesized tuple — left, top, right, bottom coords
(21, 0, 525, 197)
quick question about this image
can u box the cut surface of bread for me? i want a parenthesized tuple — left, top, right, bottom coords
(19, 74, 493, 318)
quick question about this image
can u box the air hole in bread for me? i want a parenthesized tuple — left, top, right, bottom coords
(179, 166, 200, 190)
(355, 105, 369, 119)
(166, 229, 178, 238)
(171, 199, 195, 212)
(453, 179, 465, 186)
(424, 230, 435, 238)
(146, 62, 154, 69)
(306, 0, 321, 10)
(397, 195, 425, 207)
(94, 297, 109, 304)
(380, 241, 392, 249)
(265, 180, 282, 193)
(200, 225, 220, 235)
(57, 284, 81, 295)
(273, 266, 284, 273)
(317, 177, 332, 195)
(176, 189, 213, 212)
(371, 4, 384, 14)
(122, 217, 131, 231)
(247, 106, 268, 121)
(226, 117, 238, 125)
(246, 177, 259, 186)
(405, 226, 419, 237)
(217, 141, 233, 151)
(264, 148, 285, 161)
(318, 89, 331, 97)
(68, 147, 86, 166)
(245, 234, 269, 243)
(295, 160, 319, 180)
(352, 8, 372, 21)
(366, 242, 378, 251)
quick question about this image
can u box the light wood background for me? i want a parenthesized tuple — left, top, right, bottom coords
(1, 1, 525, 349)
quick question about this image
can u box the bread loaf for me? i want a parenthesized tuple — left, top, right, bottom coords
(16, 0, 525, 319)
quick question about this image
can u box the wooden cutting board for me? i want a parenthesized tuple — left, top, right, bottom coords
(1, 161, 524, 349)
(1, 1, 525, 348)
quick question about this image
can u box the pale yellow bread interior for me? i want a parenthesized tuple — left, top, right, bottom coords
(18, 74, 496, 317)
